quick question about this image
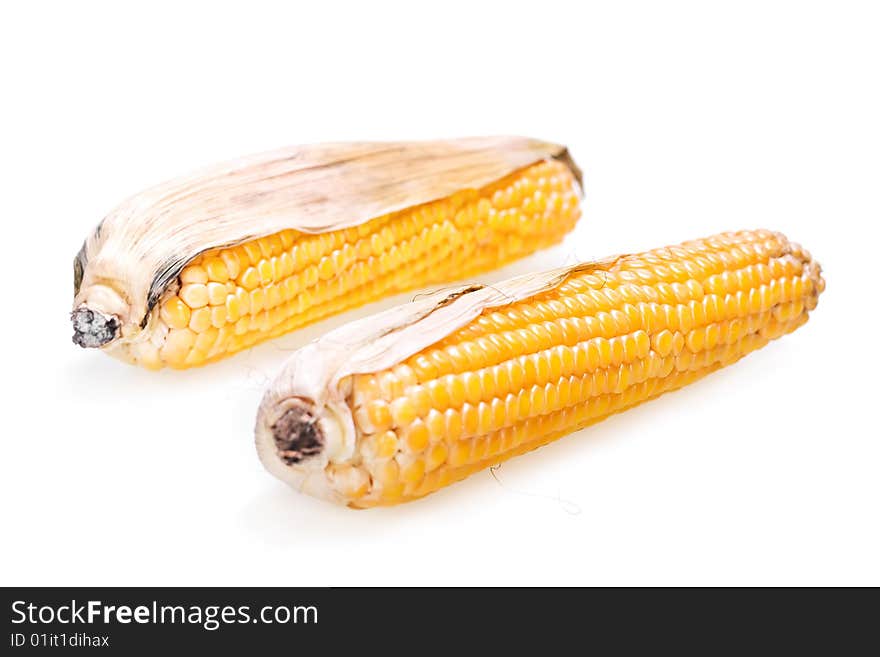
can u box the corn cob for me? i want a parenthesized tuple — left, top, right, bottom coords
(255, 229, 824, 508)
(71, 137, 582, 369)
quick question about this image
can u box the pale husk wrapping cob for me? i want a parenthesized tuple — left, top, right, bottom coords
(72, 137, 582, 369)
(255, 229, 824, 508)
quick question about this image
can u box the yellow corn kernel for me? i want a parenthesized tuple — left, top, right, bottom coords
(159, 297, 191, 330)
(202, 256, 229, 283)
(238, 267, 260, 291)
(403, 421, 430, 453)
(206, 282, 227, 306)
(180, 265, 208, 284)
(366, 431, 399, 460)
(188, 307, 212, 333)
(159, 328, 195, 368)
(210, 306, 227, 329)
(327, 465, 370, 500)
(425, 442, 448, 472)
(400, 458, 426, 485)
(366, 400, 392, 433)
(179, 283, 209, 309)
(368, 459, 400, 487)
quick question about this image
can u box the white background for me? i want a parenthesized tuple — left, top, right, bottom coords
(2, 1, 878, 586)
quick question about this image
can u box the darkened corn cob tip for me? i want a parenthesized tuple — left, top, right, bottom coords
(270, 399, 324, 465)
(256, 391, 358, 504)
(70, 280, 130, 348)
(71, 307, 120, 348)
